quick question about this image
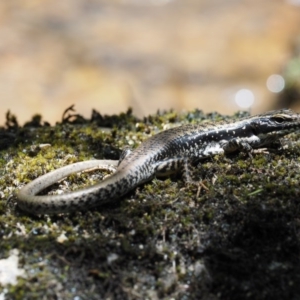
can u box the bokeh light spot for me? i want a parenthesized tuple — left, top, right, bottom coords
(235, 89, 255, 109)
(266, 74, 285, 93)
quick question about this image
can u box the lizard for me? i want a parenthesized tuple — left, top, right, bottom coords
(16, 109, 300, 214)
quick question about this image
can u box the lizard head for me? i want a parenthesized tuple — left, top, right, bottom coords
(249, 109, 300, 137)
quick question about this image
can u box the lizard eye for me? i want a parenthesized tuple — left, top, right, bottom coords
(271, 116, 284, 123)
(270, 114, 291, 123)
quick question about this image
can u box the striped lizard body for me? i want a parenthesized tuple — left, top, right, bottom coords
(17, 109, 300, 214)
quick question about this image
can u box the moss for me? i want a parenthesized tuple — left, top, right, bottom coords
(1, 107, 300, 299)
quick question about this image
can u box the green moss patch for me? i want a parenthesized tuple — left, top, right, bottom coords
(1, 107, 300, 299)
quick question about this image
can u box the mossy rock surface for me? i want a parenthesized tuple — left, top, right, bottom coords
(1, 107, 300, 300)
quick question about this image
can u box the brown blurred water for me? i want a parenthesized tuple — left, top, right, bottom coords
(1, 0, 300, 125)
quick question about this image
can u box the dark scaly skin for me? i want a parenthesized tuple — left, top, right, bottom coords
(17, 109, 300, 214)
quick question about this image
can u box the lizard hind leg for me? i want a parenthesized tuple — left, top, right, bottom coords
(181, 158, 209, 195)
(181, 158, 199, 184)
(154, 157, 208, 195)
(153, 157, 186, 177)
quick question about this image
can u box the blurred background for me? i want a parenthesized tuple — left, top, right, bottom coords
(1, 0, 300, 125)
